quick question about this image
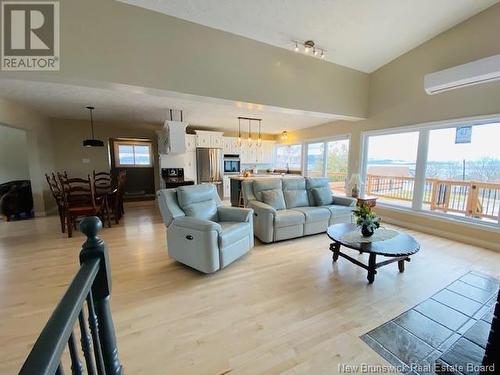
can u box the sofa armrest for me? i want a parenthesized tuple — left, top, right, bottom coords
(217, 206, 253, 223)
(171, 217, 222, 233)
(332, 195, 357, 207)
(247, 200, 277, 215)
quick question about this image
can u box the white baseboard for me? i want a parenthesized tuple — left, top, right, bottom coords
(381, 215, 500, 252)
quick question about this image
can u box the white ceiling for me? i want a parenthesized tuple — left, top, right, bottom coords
(118, 0, 499, 73)
(0, 79, 348, 134)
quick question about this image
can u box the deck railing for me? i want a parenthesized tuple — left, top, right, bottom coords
(326, 172, 500, 223)
(20, 217, 122, 375)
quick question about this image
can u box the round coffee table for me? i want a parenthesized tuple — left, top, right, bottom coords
(327, 223, 420, 284)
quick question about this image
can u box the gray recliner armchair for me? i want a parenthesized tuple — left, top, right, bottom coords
(156, 184, 254, 273)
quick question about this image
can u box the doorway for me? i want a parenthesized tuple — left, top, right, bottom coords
(109, 138, 155, 201)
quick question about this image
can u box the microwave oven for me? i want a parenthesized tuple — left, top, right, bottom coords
(223, 155, 240, 174)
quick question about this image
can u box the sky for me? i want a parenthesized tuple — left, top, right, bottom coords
(367, 122, 500, 162)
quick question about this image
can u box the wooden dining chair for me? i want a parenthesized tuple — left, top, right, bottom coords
(45, 173, 65, 233)
(92, 170, 113, 227)
(58, 173, 108, 238)
(117, 170, 126, 216)
(93, 170, 112, 195)
(106, 170, 126, 224)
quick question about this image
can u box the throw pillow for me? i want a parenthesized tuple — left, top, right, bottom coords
(261, 189, 286, 210)
(312, 187, 333, 206)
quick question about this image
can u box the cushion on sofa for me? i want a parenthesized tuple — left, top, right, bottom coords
(306, 177, 330, 203)
(274, 209, 305, 228)
(282, 178, 309, 208)
(252, 179, 282, 202)
(261, 189, 286, 210)
(290, 206, 330, 222)
(311, 187, 333, 206)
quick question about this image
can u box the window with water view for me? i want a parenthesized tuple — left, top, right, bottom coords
(363, 122, 500, 225)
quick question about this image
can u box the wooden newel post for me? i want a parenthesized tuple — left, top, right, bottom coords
(79, 217, 122, 375)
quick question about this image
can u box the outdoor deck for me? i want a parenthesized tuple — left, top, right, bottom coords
(327, 172, 500, 224)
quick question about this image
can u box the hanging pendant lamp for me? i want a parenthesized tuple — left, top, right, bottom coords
(247, 118, 252, 146)
(257, 119, 262, 146)
(237, 117, 242, 147)
(83, 106, 104, 147)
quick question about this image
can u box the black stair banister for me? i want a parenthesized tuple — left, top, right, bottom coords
(80, 216, 122, 375)
(19, 217, 122, 375)
(482, 288, 499, 373)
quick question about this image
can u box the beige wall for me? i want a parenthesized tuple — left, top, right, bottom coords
(0, 97, 56, 214)
(50, 119, 162, 191)
(0, 125, 29, 184)
(0, 0, 368, 119)
(288, 3, 500, 250)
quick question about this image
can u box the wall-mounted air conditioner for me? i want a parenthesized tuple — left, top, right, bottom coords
(424, 53, 500, 95)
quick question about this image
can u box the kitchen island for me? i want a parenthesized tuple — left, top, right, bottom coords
(229, 174, 302, 207)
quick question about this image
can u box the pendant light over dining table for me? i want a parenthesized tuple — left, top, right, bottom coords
(83, 106, 104, 147)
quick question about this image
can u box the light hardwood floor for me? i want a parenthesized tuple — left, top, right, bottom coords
(1, 201, 499, 374)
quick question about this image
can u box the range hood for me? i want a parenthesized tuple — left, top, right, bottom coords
(157, 110, 188, 154)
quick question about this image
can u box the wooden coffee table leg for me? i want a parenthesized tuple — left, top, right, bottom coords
(398, 257, 410, 273)
(367, 253, 377, 284)
(330, 242, 340, 262)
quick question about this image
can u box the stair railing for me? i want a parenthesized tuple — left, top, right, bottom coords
(19, 216, 122, 375)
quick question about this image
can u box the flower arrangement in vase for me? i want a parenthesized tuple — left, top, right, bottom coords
(353, 203, 380, 237)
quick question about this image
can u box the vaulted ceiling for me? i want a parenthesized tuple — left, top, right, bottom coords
(118, 0, 499, 72)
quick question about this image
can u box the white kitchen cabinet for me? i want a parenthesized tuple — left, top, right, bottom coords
(184, 152, 197, 182)
(261, 141, 275, 164)
(223, 176, 231, 199)
(185, 134, 196, 152)
(239, 140, 275, 164)
(195, 130, 224, 148)
(211, 134, 223, 148)
(222, 137, 231, 154)
(222, 136, 240, 154)
(195, 132, 210, 148)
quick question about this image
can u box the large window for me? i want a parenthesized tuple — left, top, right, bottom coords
(305, 137, 350, 192)
(361, 120, 500, 226)
(326, 139, 350, 192)
(424, 123, 500, 223)
(114, 141, 153, 167)
(274, 144, 302, 170)
(365, 132, 419, 207)
(306, 142, 324, 177)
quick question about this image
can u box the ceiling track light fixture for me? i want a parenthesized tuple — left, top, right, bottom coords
(292, 40, 326, 59)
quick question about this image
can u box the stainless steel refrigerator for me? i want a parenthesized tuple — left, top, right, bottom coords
(196, 148, 223, 198)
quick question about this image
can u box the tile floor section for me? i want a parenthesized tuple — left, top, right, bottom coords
(361, 271, 499, 375)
